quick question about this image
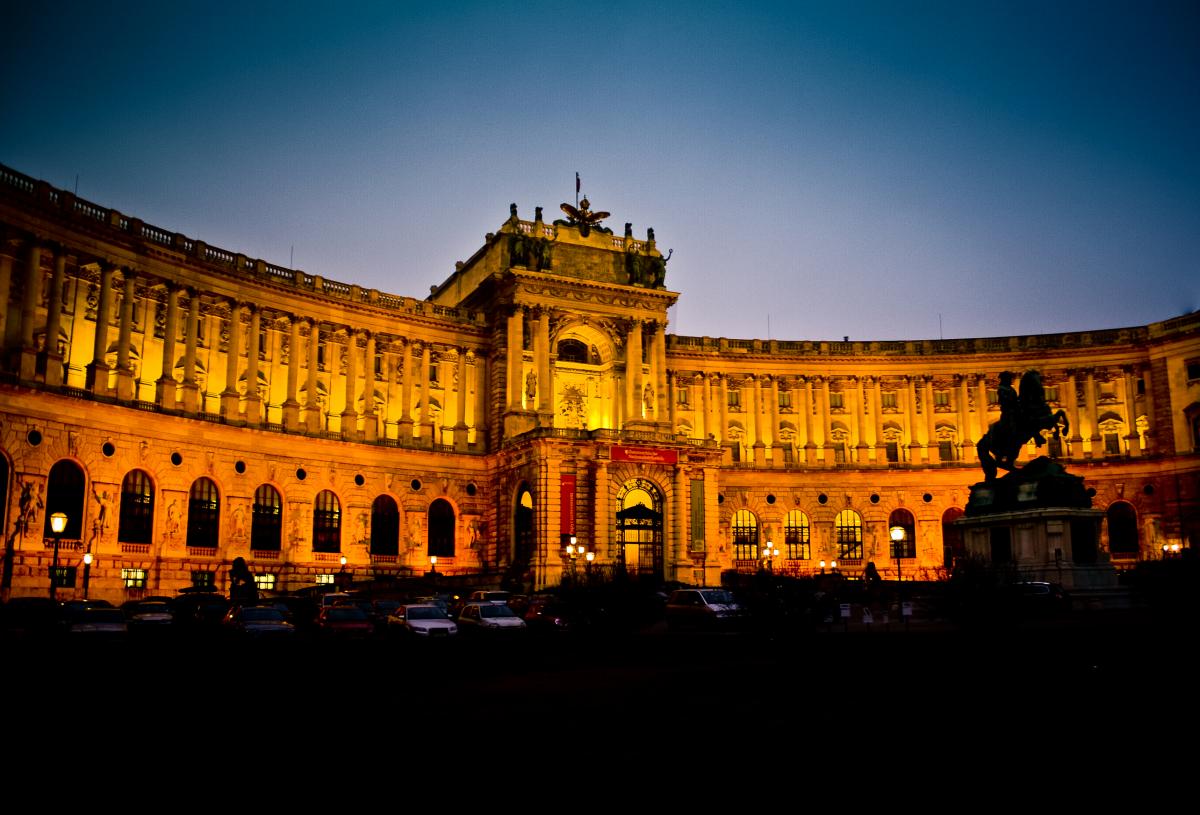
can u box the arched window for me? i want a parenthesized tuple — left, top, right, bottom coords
(732, 509, 758, 561)
(187, 477, 220, 549)
(251, 484, 282, 551)
(1107, 501, 1139, 558)
(312, 490, 341, 553)
(942, 507, 965, 568)
(514, 485, 534, 562)
(835, 509, 863, 561)
(118, 470, 154, 544)
(429, 499, 455, 558)
(371, 495, 400, 556)
(45, 460, 86, 539)
(784, 509, 810, 560)
(557, 338, 588, 363)
(888, 508, 916, 559)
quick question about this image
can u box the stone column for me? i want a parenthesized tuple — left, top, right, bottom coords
(673, 465, 687, 577)
(536, 308, 551, 414)
(1065, 370, 1083, 457)
(819, 377, 834, 465)
(454, 346, 469, 449)
(1140, 365, 1156, 453)
(751, 376, 765, 466)
(855, 376, 870, 463)
(507, 307, 523, 411)
(699, 374, 710, 440)
(769, 376, 781, 451)
(975, 374, 989, 443)
(341, 330, 359, 439)
(363, 333, 378, 442)
(1122, 366, 1140, 456)
(86, 262, 115, 394)
(42, 247, 67, 386)
(957, 375, 974, 451)
(0, 248, 14, 355)
(719, 375, 729, 446)
(872, 376, 885, 461)
(383, 345, 399, 440)
(114, 272, 136, 400)
(1084, 369, 1100, 458)
(593, 460, 610, 561)
(18, 241, 42, 380)
(244, 307, 262, 425)
(418, 342, 432, 442)
(220, 300, 243, 419)
(668, 373, 678, 434)
(305, 320, 321, 432)
(282, 316, 301, 429)
(924, 376, 938, 463)
(180, 290, 201, 413)
(156, 284, 180, 408)
(399, 340, 414, 440)
(626, 319, 643, 421)
(473, 349, 489, 449)
(803, 376, 817, 464)
(905, 376, 921, 462)
(654, 321, 668, 421)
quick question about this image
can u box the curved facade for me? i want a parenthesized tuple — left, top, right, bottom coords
(1, 163, 1198, 601)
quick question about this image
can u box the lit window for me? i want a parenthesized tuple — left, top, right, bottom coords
(254, 573, 277, 592)
(122, 568, 147, 589)
(50, 566, 76, 589)
(191, 570, 215, 590)
(732, 509, 758, 560)
(119, 469, 154, 545)
(784, 510, 810, 560)
(835, 509, 863, 560)
(252, 484, 283, 551)
(313, 490, 341, 553)
(187, 477, 220, 549)
(315, 574, 335, 585)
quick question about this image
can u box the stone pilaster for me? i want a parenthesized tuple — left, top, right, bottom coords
(156, 284, 180, 408)
(114, 272, 136, 400)
(86, 262, 115, 394)
(220, 300, 243, 419)
(42, 247, 67, 386)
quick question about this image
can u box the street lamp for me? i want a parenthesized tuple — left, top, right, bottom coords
(48, 511, 67, 599)
(762, 539, 779, 572)
(429, 554, 437, 573)
(890, 525, 906, 584)
(82, 551, 93, 600)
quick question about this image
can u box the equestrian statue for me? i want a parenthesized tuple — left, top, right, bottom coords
(976, 370, 1070, 482)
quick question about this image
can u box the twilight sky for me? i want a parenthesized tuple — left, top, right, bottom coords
(2, 1, 1197, 341)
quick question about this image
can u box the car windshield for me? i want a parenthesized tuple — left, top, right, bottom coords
(328, 607, 367, 621)
(700, 590, 734, 604)
(242, 609, 284, 622)
(407, 607, 448, 620)
(479, 605, 516, 618)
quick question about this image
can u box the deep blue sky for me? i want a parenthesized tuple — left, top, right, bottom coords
(3, 1, 1197, 340)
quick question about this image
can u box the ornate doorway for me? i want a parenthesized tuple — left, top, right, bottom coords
(616, 478, 664, 580)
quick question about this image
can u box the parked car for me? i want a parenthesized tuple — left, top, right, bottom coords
(316, 605, 374, 639)
(1, 597, 65, 638)
(123, 600, 175, 632)
(665, 588, 741, 629)
(387, 603, 458, 638)
(222, 605, 296, 638)
(456, 602, 526, 634)
(68, 607, 128, 638)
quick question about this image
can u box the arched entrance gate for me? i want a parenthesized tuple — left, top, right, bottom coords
(615, 478, 664, 580)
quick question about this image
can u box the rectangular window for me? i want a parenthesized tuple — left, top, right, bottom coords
(429, 364, 439, 384)
(1048, 435, 1063, 458)
(939, 440, 956, 461)
(121, 568, 147, 589)
(254, 573, 277, 592)
(934, 391, 949, 407)
(829, 392, 844, 409)
(315, 574, 336, 586)
(1188, 361, 1200, 381)
(374, 354, 383, 379)
(834, 443, 847, 464)
(689, 479, 705, 553)
(729, 443, 741, 463)
(727, 389, 741, 409)
(782, 446, 795, 465)
(317, 344, 326, 371)
(1045, 386, 1059, 403)
(778, 390, 792, 409)
(1105, 433, 1121, 455)
(881, 391, 897, 409)
(885, 442, 899, 463)
(50, 566, 77, 589)
(191, 570, 215, 590)
(987, 389, 999, 406)
(677, 387, 689, 406)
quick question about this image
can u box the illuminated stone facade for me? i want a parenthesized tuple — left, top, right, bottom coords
(2, 164, 1198, 602)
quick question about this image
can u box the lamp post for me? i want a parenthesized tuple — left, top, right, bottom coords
(762, 539, 779, 572)
(48, 512, 67, 599)
(890, 525, 906, 584)
(429, 554, 437, 574)
(338, 554, 349, 590)
(82, 551, 93, 600)
(584, 550, 595, 581)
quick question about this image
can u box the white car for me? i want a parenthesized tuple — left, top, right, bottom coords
(456, 602, 526, 633)
(389, 603, 458, 638)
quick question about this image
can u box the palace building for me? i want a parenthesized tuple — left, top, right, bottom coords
(1, 163, 1198, 602)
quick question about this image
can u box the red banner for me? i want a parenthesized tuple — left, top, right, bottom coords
(611, 445, 678, 465)
(560, 474, 577, 536)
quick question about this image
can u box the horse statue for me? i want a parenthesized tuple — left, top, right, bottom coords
(977, 370, 1070, 481)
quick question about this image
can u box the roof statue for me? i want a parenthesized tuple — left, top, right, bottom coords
(557, 196, 612, 238)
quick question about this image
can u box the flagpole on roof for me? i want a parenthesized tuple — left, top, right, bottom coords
(575, 172, 580, 209)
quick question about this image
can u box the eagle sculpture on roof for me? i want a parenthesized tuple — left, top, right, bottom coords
(558, 196, 611, 238)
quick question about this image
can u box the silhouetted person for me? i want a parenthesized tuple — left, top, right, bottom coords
(229, 556, 258, 606)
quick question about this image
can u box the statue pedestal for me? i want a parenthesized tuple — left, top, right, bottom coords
(958, 456, 1124, 606)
